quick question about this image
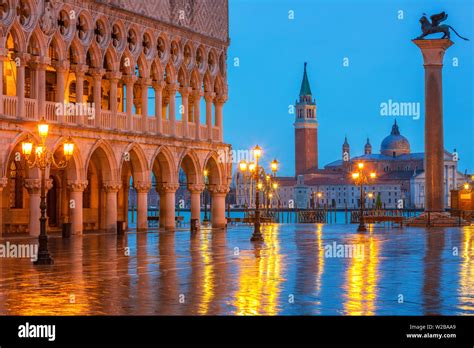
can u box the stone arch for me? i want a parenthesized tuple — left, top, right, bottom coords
(177, 65, 188, 88)
(119, 50, 135, 75)
(213, 74, 225, 96)
(150, 59, 164, 82)
(48, 34, 67, 62)
(103, 46, 119, 72)
(2, 131, 40, 178)
(7, 21, 27, 53)
(190, 68, 201, 90)
(68, 38, 86, 65)
(178, 150, 200, 185)
(150, 146, 176, 184)
(203, 70, 213, 93)
(203, 152, 224, 186)
(164, 61, 176, 84)
(119, 142, 149, 183)
(136, 53, 149, 78)
(85, 139, 118, 182)
(51, 136, 85, 182)
(27, 27, 47, 58)
(86, 41, 102, 69)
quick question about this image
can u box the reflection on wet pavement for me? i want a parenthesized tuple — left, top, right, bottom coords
(0, 224, 473, 315)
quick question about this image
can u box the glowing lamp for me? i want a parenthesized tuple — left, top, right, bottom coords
(253, 145, 262, 159)
(317, 192, 322, 198)
(272, 183, 278, 189)
(38, 119, 49, 139)
(203, 169, 208, 177)
(239, 160, 248, 172)
(249, 162, 256, 172)
(370, 172, 376, 179)
(270, 159, 279, 173)
(464, 183, 471, 190)
(352, 172, 360, 180)
(35, 145, 44, 156)
(63, 139, 74, 159)
(257, 182, 263, 190)
(357, 162, 364, 169)
(22, 140, 33, 157)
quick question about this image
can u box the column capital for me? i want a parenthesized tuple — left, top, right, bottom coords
(123, 74, 138, 85)
(187, 183, 205, 193)
(134, 180, 152, 193)
(179, 86, 192, 97)
(12, 52, 30, 66)
(102, 181, 122, 193)
(139, 77, 152, 87)
(89, 68, 106, 79)
(204, 92, 216, 103)
(215, 94, 228, 105)
(24, 178, 53, 194)
(166, 82, 178, 95)
(106, 71, 122, 82)
(0, 48, 9, 57)
(152, 80, 166, 91)
(67, 180, 89, 192)
(412, 39, 453, 67)
(207, 184, 230, 194)
(53, 60, 70, 73)
(156, 182, 180, 194)
(73, 64, 89, 77)
(29, 56, 50, 70)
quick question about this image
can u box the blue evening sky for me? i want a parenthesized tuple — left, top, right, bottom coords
(224, 0, 473, 176)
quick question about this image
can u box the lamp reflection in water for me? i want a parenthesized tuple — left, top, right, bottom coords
(235, 224, 283, 315)
(343, 234, 379, 315)
(459, 226, 474, 313)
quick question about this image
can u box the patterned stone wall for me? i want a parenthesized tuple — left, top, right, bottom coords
(96, 0, 229, 42)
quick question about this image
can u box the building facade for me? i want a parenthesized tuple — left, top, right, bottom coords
(0, 0, 232, 235)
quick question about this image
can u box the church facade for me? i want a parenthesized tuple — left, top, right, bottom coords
(0, 0, 231, 235)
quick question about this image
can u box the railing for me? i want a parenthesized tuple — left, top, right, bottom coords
(1, 95, 223, 142)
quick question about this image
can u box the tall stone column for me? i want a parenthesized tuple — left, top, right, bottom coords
(214, 95, 227, 142)
(193, 90, 202, 140)
(152, 81, 165, 135)
(134, 181, 151, 231)
(413, 39, 453, 212)
(188, 184, 205, 224)
(167, 83, 177, 137)
(14, 53, 29, 119)
(140, 78, 151, 132)
(25, 178, 52, 236)
(106, 71, 121, 129)
(208, 184, 229, 228)
(180, 86, 190, 138)
(0, 49, 9, 115)
(0, 177, 8, 235)
(156, 183, 179, 230)
(103, 181, 121, 233)
(74, 64, 88, 125)
(123, 75, 137, 131)
(204, 92, 215, 141)
(67, 180, 88, 235)
(90, 68, 105, 127)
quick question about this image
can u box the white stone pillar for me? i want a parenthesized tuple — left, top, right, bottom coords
(67, 180, 88, 235)
(134, 181, 151, 231)
(90, 68, 105, 127)
(152, 81, 164, 135)
(73, 64, 87, 125)
(140, 78, 151, 133)
(106, 71, 121, 129)
(15, 53, 28, 119)
(157, 183, 179, 230)
(188, 184, 205, 224)
(193, 90, 202, 140)
(0, 177, 8, 235)
(208, 185, 229, 228)
(103, 181, 121, 233)
(124, 75, 136, 131)
(179, 86, 190, 138)
(204, 92, 215, 141)
(167, 83, 177, 137)
(214, 95, 226, 142)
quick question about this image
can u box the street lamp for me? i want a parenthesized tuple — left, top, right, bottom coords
(251, 145, 263, 242)
(270, 159, 279, 176)
(351, 162, 376, 232)
(21, 118, 74, 265)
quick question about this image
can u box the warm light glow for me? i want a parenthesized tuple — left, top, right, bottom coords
(272, 183, 278, 189)
(253, 145, 262, 159)
(269, 193, 273, 198)
(63, 139, 74, 158)
(270, 159, 279, 173)
(257, 182, 263, 190)
(370, 172, 376, 179)
(35, 145, 44, 156)
(239, 160, 248, 172)
(357, 162, 364, 169)
(249, 162, 256, 172)
(38, 119, 49, 139)
(464, 183, 471, 190)
(266, 175, 270, 181)
(368, 192, 374, 199)
(317, 192, 322, 198)
(203, 169, 209, 177)
(21, 141, 33, 157)
(352, 172, 360, 180)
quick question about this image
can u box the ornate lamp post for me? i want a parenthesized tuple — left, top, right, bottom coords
(21, 118, 74, 265)
(251, 145, 263, 241)
(203, 169, 209, 223)
(351, 162, 376, 232)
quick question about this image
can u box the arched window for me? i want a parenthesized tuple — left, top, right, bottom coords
(9, 161, 24, 209)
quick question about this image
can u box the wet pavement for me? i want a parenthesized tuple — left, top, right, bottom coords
(0, 223, 473, 315)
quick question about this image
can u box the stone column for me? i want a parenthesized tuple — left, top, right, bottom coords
(73, 64, 88, 125)
(179, 86, 190, 138)
(25, 178, 52, 236)
(140, 78, 151, 133)
(204, 92, 215, 141)
(14, 53, 29, 119)
(152, 81, 165, 135)
(103, 181, 121, 233)
(167, 83, 177, 137)
(188, 183, 205, 224)
(413, 39, 453, 212)
(193, 90, 202, 140)
(0, 177, 8, 235)
(55, 61, 69, 102)
(106, 71, 121, 129)
(0, 49, 9, 115)
(214, 95, 227, 142)
(90, 68, 105, 127)
(156, 183, 179, 230)
(208, 184, 229, 228)
(123, 75, 136, 131)
(134, 181, 151, 231)
(67, 180, 88, 235)
(29, 57, 49, 120)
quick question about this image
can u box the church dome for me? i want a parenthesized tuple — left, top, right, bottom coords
(380, 120, 410, 157)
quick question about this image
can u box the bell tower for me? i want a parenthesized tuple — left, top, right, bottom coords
(294, 62, 318, 176)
